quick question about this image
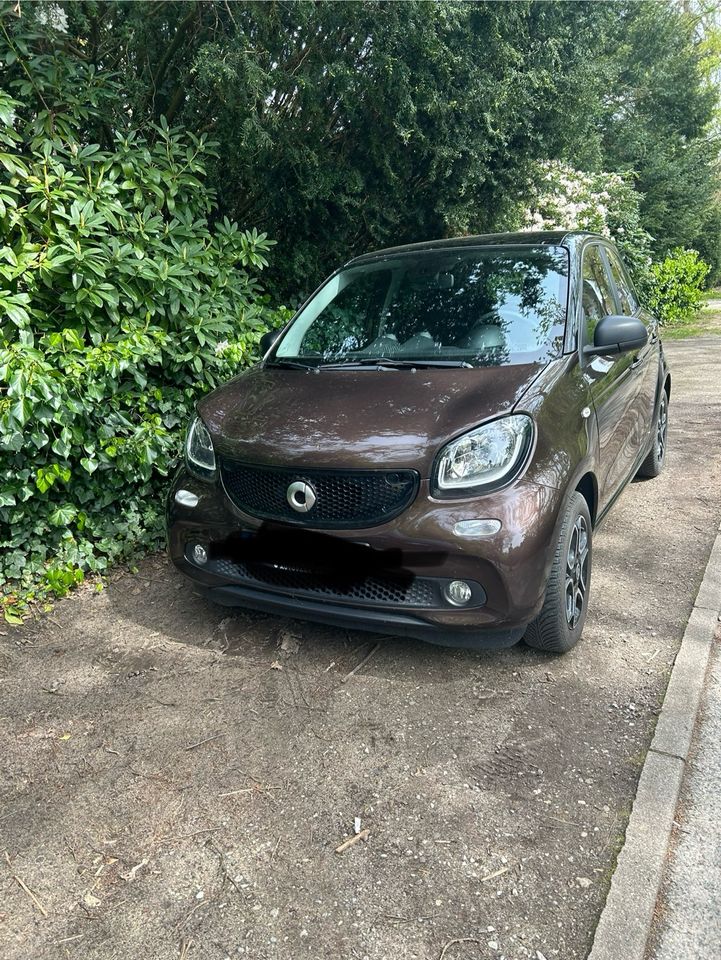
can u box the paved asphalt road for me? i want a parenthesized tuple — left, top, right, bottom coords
(2, 337, 721, 960)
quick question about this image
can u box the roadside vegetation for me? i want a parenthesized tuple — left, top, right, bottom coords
(1, 0, 720, 620)
(661, 289, 721, 340)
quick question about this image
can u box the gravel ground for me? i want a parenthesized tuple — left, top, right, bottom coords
(647, 639, 721, 960)
(2, 338, 721, 960)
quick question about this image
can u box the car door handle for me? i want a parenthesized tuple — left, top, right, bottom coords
(630, 355, 644, 369)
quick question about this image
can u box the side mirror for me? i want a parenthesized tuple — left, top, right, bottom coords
(584, 315, 648, 358)
(259, 328, 282, 355)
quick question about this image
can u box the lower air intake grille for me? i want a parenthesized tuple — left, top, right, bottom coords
(210, 557, 438, 607)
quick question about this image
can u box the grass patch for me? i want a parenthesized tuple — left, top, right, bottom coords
(661, 295, 721, 340)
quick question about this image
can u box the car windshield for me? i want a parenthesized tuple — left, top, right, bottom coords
(271, 245, 569, 368)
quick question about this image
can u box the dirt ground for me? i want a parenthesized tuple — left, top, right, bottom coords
(2, 338, 721, 960)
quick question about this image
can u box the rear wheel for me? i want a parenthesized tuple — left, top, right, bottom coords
(637, 390, 668, 479)
(524, 492, 592, 654)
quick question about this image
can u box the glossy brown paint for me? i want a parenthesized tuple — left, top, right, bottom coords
(167, 231, 669, 649)
(198, 362, 544, 475)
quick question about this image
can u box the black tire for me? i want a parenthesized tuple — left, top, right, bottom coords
(636, 390, 669, 479)
(524, 492, 592, 654)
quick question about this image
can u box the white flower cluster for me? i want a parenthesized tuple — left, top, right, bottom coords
(520, 160, 656, 278)
(522, 162, 631, 238)
(36, 3, 69, 34)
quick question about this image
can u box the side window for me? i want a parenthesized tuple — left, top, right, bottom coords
(581, 245, 616, 344)
(605, 248, 639, 315)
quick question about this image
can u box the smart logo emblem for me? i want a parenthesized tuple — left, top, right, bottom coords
(286, 480, 317, 513)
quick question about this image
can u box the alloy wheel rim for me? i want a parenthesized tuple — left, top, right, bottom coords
(565, 515, 589, 629)
(657, 396, 668, 462)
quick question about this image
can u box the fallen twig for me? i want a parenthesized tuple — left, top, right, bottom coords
(439, 938, 483, 959)
(218, 784, 281, 799)
(184, 733, 222, 752)
(178, 937, 193, 959)
(543, 814, 582, 827)
(270, 835, 281, 861)
(158, 827, 219, 844)
(4, 852, 48, 917)
(175, 899, 206, 932)
(335, 828, 370, 853)
(120, 858, 147, 882)
(481, 865, 510, 882)
(208, 838, 244, 897)
(340, 643, 380, 683)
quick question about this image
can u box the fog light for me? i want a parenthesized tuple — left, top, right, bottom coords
(453, 519, 502, 538)
(445, 580, 473, 606)
(191, 543, 208, 566)
(175, 489, 199, 508)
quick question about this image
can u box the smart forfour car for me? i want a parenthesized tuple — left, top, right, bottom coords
(167, 231, 669, 653)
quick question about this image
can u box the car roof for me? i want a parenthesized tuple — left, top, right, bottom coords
(346, 230, 600, 265)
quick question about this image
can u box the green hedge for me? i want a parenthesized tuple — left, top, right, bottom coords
(0, 58, 282, 622)
(645, 248, 710, 327)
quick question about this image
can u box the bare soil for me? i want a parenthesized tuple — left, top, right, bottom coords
(2, 338, 721, 960)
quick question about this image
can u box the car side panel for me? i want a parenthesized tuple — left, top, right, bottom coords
(634, 306, 662, 451)
(600, 244, 661, 473)
(584, 351, 641, 511)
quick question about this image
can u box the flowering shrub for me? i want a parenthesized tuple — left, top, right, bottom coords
(522, 161, 710, 319)
(523, 162, 654, 285)
(0, 53, 280, 621)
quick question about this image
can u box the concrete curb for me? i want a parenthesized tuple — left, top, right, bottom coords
(587, 520, 721, 960)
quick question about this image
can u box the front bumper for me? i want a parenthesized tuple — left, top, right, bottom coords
(166, 466, 565, 649)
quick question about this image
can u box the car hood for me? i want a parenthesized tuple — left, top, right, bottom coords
(199, 362, 545, 478)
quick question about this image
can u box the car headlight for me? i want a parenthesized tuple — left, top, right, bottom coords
(185, 416, 216, 478)
(433, 415, 534, 495)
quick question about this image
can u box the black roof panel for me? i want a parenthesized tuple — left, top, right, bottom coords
(346, 230, 598, 264)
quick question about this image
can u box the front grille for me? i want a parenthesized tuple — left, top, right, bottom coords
(209, 556, 440, 607)
(220, 461, 419, 528)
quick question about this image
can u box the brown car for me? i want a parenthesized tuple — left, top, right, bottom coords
(167, 231, 669, 653)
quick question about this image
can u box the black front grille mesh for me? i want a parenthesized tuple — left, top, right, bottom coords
(220, 461, 419, 528)
(210, 557, 438, 607)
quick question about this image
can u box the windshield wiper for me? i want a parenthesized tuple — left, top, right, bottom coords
(320, 357, 474, 370)
(265, 359, 319, 370)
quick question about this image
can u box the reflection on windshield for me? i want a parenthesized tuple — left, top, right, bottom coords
(271, 245, 569, 369)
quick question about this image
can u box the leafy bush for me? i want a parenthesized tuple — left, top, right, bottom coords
(0, 46, 279, 621)
(645, 248, 710, 327)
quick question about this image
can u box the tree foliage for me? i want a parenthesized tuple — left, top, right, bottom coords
(523, 162, 654, 281)
(46, 0, 617, 299)
(8, 1, 718, 295)
(600, 1, 721, 277)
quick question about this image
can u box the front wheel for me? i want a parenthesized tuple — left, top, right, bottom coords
(636, 390, 668, 479)
(524, 492, 592, 654)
